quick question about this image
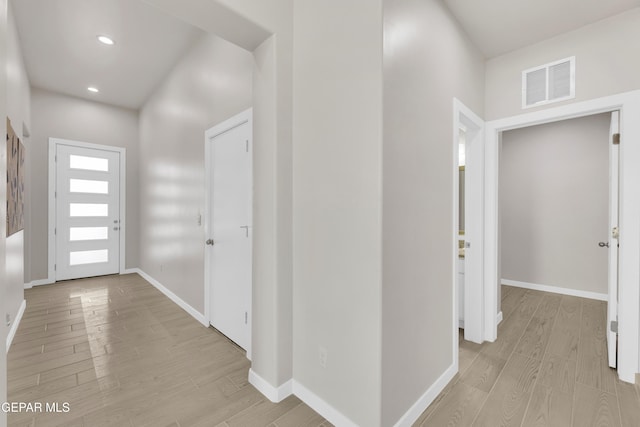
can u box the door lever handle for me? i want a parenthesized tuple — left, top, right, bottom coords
(206, 239, 215, 246)
(598, 241, 609, 248)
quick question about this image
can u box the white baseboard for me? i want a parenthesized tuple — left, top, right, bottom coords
(502, 279, 607, 301)
(248, 372, 358, 426)
(6, 300, 26, 352)
(133, 268, 208, 326)
(25, 270, 145, 290)
(459, 311, 501, 329)
(392, 363, 457, 426)
(24, 277, 54, 289)
(292, 380, 358, 427)
(249, 364, 458, 427)
(248, 369, 292, 403)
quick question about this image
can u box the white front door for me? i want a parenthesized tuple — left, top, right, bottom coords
(55, 143, 121, 281)
(206, 111, 252, 352)
(607, 111, 620, 368)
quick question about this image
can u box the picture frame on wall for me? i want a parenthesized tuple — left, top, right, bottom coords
(7, 117, 24, 237)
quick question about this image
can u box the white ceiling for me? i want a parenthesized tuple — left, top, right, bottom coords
(444, 0, 640, 58)
(11, 0, 640, 110)
(11, 0, 204, 109)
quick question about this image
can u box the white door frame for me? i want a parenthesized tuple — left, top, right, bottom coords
(484, 90, 640, 383)
(453, 99, 485, 347)
(48, 138, 127, 282)
(204, 108, 253, 360)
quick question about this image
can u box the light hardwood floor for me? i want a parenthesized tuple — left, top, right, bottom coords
(8, 276, 640, 426)
(414, 285, 640, 427)
(7, 274, 330, 427)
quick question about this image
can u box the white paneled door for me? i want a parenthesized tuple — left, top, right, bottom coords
(206, 111, 252, 354)
(55, 144, 121, 281)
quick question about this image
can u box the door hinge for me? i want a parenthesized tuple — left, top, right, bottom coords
(245, 312, 248, 324)
(613, 133, 620, 145)
(611, 320, 618, 333)
(245, 140, 249, 152)
(54, 228, 56, 235)
(54, 264, 57, 271)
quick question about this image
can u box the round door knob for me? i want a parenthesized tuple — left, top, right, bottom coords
(206, 239, 215, 246)
(598, 241, 609, 248)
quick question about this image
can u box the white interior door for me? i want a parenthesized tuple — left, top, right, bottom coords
(607, 111, 620, 368)
(462, 119, 484, 344)
(55, 144, 120, 281)
(208, 118, 252, 352)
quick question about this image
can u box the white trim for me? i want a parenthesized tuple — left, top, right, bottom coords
(6, 300, 26, 352)
(121, 268, 139, 275)
(460, 313, 502, 339)
(204, 108, 253, 360)
(292, 380, 359, 427)
(248, 369, 292, 403)
(118, 150, 127, 274)
(392, 363, 457, 426)
(23, 278, 55, 289)
(248, 372, 361, 426)
(47, 138, 127, 283)
(47, 140, 55, 282)
(502, 279, 607, 301)
(486, 90, 640, 383)
(133, 269, 208, 327)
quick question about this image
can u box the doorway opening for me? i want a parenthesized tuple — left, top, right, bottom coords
(453, 99, 485, 351)
(484, 91, 640, 383)
(457, 127, 465, 330)
(499, 112, 618, 367)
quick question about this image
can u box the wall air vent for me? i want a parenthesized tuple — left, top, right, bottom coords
(522, 56, 575, 109)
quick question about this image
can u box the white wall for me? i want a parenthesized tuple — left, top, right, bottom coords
(213, 0, 297, 390)
(215, 0, 296, 389)
(4, 2, 28, 343)
(142, 0, 296, 396)
(382, 0, 485, 424)
(501, 113, 610, 294)
(29, 88, 139, 280)
(138, 33, 252, 314)
(485, 8, 640, 120)
(143, 2, 488, 425)
(0, 0, 7, 423)
(292, 1, 383, 425)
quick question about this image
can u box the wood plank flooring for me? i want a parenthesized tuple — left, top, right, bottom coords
(7, 274, 330, 427)
(8, 277, 640, 426)
(413, 285, 640, 427)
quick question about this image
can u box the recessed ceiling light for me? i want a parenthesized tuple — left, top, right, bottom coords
(97, 35, 115, 45)
(87, 87, 99, 93)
